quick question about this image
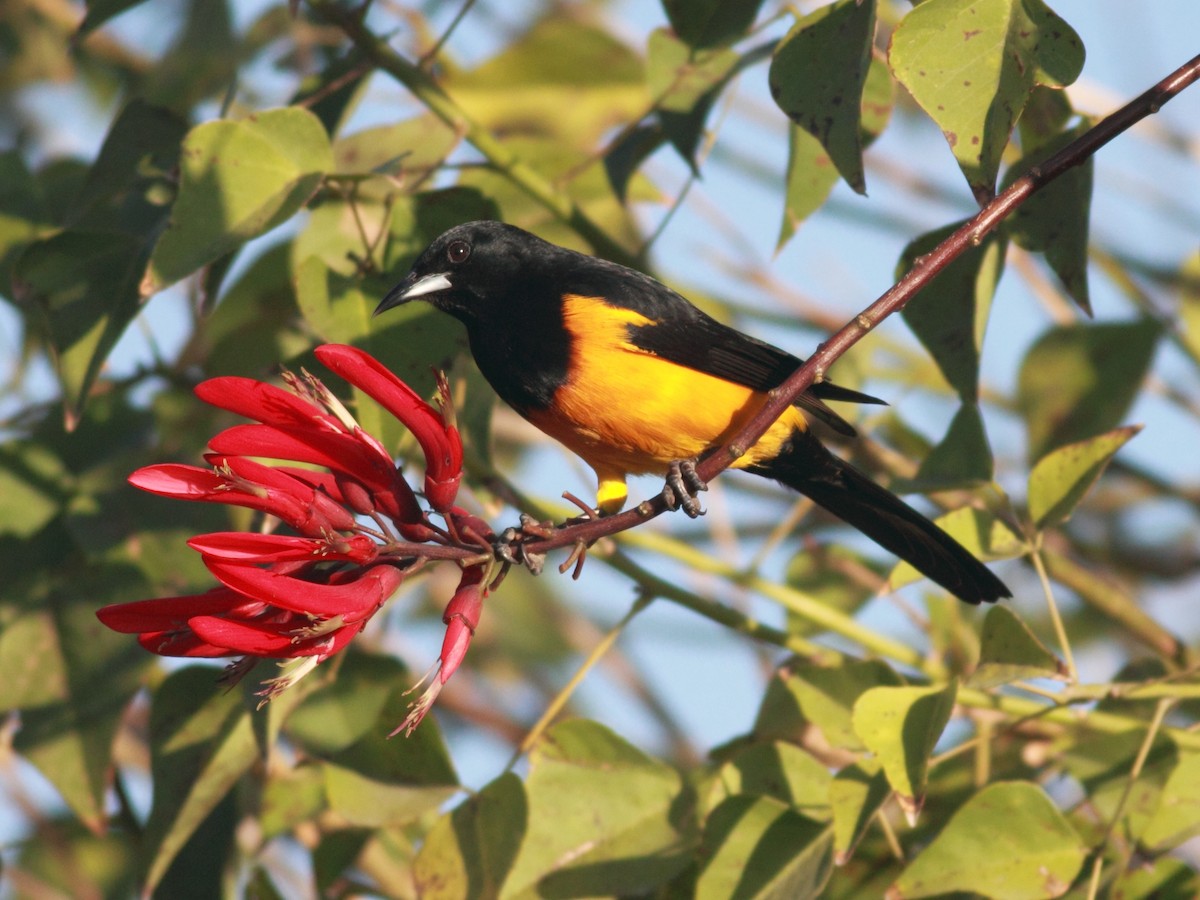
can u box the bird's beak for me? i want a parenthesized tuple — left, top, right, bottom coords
(373, 272, 453, 317)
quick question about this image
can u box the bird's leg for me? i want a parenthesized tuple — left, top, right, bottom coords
(662, 459, 707, 518)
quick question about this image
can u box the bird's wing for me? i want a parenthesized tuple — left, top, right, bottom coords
(589, 269, 884, 435)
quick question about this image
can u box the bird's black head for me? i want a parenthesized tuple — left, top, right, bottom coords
(375, 220, 558, 326)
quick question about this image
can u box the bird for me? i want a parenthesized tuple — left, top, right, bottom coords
(375, 220, 1009, 604)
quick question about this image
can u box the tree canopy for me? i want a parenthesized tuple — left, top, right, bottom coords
(2, 1, 1200, 897)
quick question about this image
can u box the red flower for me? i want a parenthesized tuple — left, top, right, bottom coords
(392, 562, 488, 737)
(98, 345, 488, 724)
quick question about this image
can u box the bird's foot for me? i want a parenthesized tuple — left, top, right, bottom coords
(661, 459, 707, 518)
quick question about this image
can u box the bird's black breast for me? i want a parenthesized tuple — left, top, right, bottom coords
(461, 280, 573, 414)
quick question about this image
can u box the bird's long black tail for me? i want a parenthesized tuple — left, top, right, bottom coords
(747, 429, 1010, 605)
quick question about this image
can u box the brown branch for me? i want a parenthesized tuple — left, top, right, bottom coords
(508, 52, 1200, 559)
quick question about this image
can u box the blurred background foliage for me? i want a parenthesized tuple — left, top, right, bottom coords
(2, 0, 1200, 897)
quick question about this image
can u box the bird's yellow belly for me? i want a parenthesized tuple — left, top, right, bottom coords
(523, 294, 801, 500)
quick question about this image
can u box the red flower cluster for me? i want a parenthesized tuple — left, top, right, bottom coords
(97, 344, 493, 733)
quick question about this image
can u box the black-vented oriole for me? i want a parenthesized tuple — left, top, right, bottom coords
(376, 221, 1009, 605)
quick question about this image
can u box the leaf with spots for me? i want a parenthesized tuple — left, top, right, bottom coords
(778, 53, 894, 249)
(889, 0, 1084, 202)
(769, 0, 879, 195)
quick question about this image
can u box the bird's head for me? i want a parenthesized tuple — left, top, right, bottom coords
(375, 220, 549, 325)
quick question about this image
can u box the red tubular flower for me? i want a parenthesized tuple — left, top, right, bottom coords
(392, 563, 490, 737)
(315, 345, 463, 511)
(98, 345, 479, 719)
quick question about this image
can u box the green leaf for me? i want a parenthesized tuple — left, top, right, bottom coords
(139, 666, 261, 892)
(1017, 319, 1160, 461)
(1017, 85, 1074, 152)
(889, 0, 1084, 200)
(1142, 751, 1200, 851)
(899, 222, 1007, 402)
(283, 650, 411, 756)
(1179, 248, 1200, 368)
(646, 29, 767, 172)
(11, 823, 137, 898)
(890, 781, 1086, 899)
(830, 760, 890, 865)
(769, 0, 878, 194)
(968, 605, 1064, 688)
(0, 150, 51, 293)
(9, 569, 150, 833)
(778, 54, 893, 247)
(14, 231, 148, 426)
(697, 796, 833, 900)
(152, 791, 237, 900)
(852, 681, 957, 809)
(291, 49, 371, 137)
(910, 402, 993, 490)
(499, 719, 690, 898)
(0, 441, 68, 538)
(322, 763, 459, 828)
(139, 0, 236, 114)
(332, 114, 461, 178)
(647, 29, 740, 114)
(1063, 728, 1176, 843)
(709, 741, 832, 822)
(1110, 857, 1200, 899)
(604, 122, 667, 202)
(754, 659, 903, 751)
(145, 107, 333, 294)
(294, 255, 373, 345)
(11, 101, 186, 423)
(1028, 425, 1140, 528)
(662, 0, 765, 48)
(414, 772, 528, 900)
(887, 507, 1025, 592)
(1003, 123, 1094, 313)
(259, 763, 326, 839)
(199, 241, 311, 376)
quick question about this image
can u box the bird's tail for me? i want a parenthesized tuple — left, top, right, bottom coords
(746, 429, 1010, 605)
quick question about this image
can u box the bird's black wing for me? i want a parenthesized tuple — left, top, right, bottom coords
(571, 259, 883, 435)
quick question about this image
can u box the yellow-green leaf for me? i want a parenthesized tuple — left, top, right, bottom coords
(899, 222, 1006, 402)
(968, 605, 1064, 688)
(709, 741, 832, 822)
(830, 760, 889, 864)
(145, 107, 333, 294)
(890, 782, 1085, 899)
(852, 681, 958, 806)
(1028, 425, 1140, 528)
(697, 796, 833, 900)
(1017, 320, 1159, 461)
(889, 0, 1084, 200)
(499, 720, 689, 898)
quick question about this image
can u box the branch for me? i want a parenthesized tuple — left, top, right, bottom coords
(515, 51, 1200, 558)
(308, 0, 639, 267)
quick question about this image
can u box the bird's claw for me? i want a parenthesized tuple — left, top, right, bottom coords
(662, 459, 707, 518)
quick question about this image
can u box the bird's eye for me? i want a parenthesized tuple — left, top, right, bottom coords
(446, 240, 471, 264)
